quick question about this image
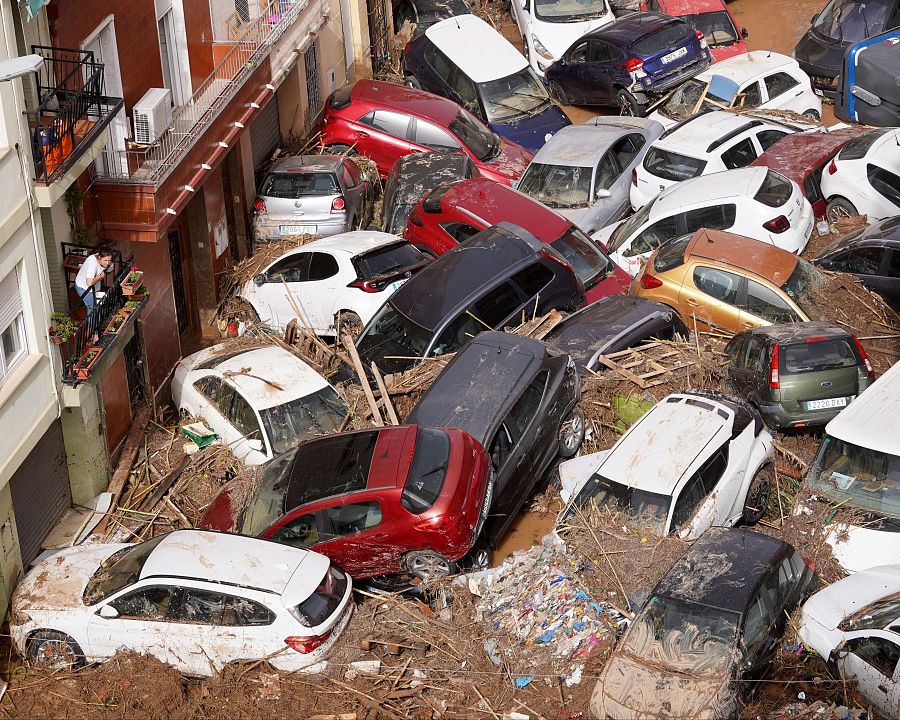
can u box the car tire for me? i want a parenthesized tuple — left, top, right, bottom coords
(414, 245, 438, 259)
(459, 541, 492, 573)
(802, 109, 821, 121)
(825, 196, 858, 222)
(26, 630, 84, 671)
(558, 407, 585, 458)
(404, 550, 455, 580)
(404, 75, 422, 90)
(743, 464, 773, 525)
(547, 81, 569, 106)
(616, 89, 644, 117)
(336, 311, 363, 339)
(325, 143, 356, 156)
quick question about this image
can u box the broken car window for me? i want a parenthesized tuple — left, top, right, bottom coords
(269, 513, 321, 548)
(841, 595, 900, 632)
(176, 589, 226, 625)
(291, 565, 348, 627)
(564, 474, 670, 534)
(226, 596, 275, 626)
(84, 535, 167, 605)
(517, 163, 592, 209)
(402, 428, 451, 513)
(847, 636, 900, 678)
(260, 386, 347, 455)
(110, 585, 180, 620)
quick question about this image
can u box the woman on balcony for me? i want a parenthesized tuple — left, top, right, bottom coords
(74, 247, 113, 316)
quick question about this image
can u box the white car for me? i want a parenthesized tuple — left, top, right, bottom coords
(239, 231, 429, 335)
(631, 110, 799, 209)
(558, 391, 774, 539)
(648, 51, 823, 130)
(799, 566, 900, 719)
(10, 530, 354, 676)
(820, 127, 900, 223)
(171, 345, 348, 466)
(598, 167, 813, 276)
(510, 0, 615, 77)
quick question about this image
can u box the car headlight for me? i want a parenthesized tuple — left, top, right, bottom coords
(531, 35, 555, 61)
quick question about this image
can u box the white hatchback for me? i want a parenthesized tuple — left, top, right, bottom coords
(598, 167, 813, 276)
(631, 110, 800, 209)
(820, 127, 900, 223)
(558, 391, 774, 539)
(10, 530, 354, 676)
(171, 345, 348, 466)
(240, 231, 430, 336)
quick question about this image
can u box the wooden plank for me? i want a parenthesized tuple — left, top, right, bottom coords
(370, 362, 400, 425)
(602, 342, 661, 359)
(137, 455, 191, 512)
(342, 334, 384, 426)
(596, 355, 647, 388)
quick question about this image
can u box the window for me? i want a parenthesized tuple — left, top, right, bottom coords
(889, 250, 900, 278)
(742, 595, 771, 653)
(757, 129, 787, 152)
(364, 110, 412, 140)
(402, 428, 451, 513)
(721, 137, 758, 169)
(693, 266, 740, 305)
(764, 72, 799, 99)
(684, 204, 736, 233)
(441, 222, 480, 243)
(0, 270, 27, 384)
(225, 596, 274, 626)
(745, 279, 801, 323)
(840, 129, 889, 161)
(194, 376, 236, 418)
(413, 120, 460, 151)
(111, 585, 179, 620)
(697, 447, 729, 491)
(568, 41, 588, 63)
(725, 335, 745, 367)
(304, 41, 323, 118)
(670, 475, 707, 529)
(588, 40, 614, 62)
(867, 164, 900, 208)
(229, 390, 263, 441)
(830, 247, 884, 275)
(507, 370, 548, 441)
(308, 252, 340, 281)
(424, 41, 453, 82)
(739, 81, 762, 108)
(340, 165, 356, 188)
(594, 151, 621, 191)
(176, 589, 225, 625)
(613, 134, 645, 168)
(449, 69, 478, 111)
(267, 253, 310, 283)
(325, 501, 382, 536)
(643, 147, 707, 182)
(754, 170, 793, 208)
(626, 216, 679, 257)
(511, 263, 554, 298)
(847, 636, 900, 678)
(763, 558, 797, 612)
(157, 10, 185, 105)
(270, 513, 321, 547)
(345, 160, 363, 186)
(475, 280, 525, 327)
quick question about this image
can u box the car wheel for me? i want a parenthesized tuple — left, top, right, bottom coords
(404, 75, 422, 90)
(414, 244, 438, 259)
(405, 550, 455, 580)
(802, 109, 821, 121)
(365, 572, 419, 592)
(743, 465, 773, 525)
(558, 407, 585, 458)
(547, 81, 569, 106)
(26, 630, 84, 671)
(325, 144, 356, 156)
(336, 311, 363, 339)
(616, 89, 644, 117)
(825, 196, 858, 222)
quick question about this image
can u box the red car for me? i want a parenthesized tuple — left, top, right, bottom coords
(404, 177, 630, 306)
(750, 128, 862, 219)
(200, 425, 491, 580)
(318, 80, 532, 186)
(641, 0, 748, 62)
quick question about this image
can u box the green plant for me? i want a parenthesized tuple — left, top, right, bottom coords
(72, 226, 92, 246)
(48, 312, 78, 341)
(64, 185, 85, 223)
(77, 348, 101, 365)
(125, 271, 142, 284)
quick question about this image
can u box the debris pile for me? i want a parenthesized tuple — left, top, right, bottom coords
(766, 701, 868, 720)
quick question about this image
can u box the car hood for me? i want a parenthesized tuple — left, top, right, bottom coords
(13, 544, 130, 612)
(490, 105, 571, 154)
(794, 30, 845, 76)
(594, 653, 731, 720)
(827, 521, 900, 573)
(801, 565, 900, 634)
(484, 138, 534, 182)
(533, 16, 614, 60)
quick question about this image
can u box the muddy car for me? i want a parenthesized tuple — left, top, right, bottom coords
(591, 527, 818, 720)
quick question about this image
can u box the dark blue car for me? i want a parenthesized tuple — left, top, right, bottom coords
(544, 12, 712, 115)
(401, 14, 571, 153)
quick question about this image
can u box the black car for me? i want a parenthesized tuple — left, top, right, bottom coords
(544, 295, 687, 375)
(592, 527, 818, 719)
(392, 0, 472, 36)
(835, 27, 900, 126)
(794, 0, 900, 97)
(382, 151, 476, 235)
(814, 215, 900, 309)
(355, 222, 585, 374)
(405, 331, 583, 545)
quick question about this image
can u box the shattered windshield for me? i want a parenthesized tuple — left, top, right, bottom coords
(813, 0, 891, 42)
(260, 386, 348, 455)
(780, 258, 824, 319)
(449, 108, 499, 162)
(563, 473, 671, 534)
(534, 0, 609, 22)
(625, 595, 739, 675)
(479, 68, 551, 123)
(83, 535, 167, 606)
(658, 79, 707, 120)
(840, 594, 900, 632)
(686, 11, 739, 48)
(356, 303, 434, 373)
(518, 163, 591, 208)
(808, 435, 900, 520)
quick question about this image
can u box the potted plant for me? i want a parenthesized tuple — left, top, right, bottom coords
(120, 268, 144, 296)
(103, 311, 129, 336)
(74, 346, 103, 380)
(48, 312, 78, 344)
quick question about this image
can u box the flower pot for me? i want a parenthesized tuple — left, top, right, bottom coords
(74, 346, 104, 380)
(120, 270, 144, 296)
(49, 332, 67, 345)
(104, 312, 128, 336)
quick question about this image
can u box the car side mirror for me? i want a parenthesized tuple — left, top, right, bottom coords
(595, 189, 611, 199)
(253, 273, 267, 286)
(248, 439, 264, 452)
(99, 605, 119, 619)
(741, 27, 749, 39)
(811, 13, 818, 23)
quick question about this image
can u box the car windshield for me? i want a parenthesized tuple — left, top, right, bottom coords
(780, 258, 825, 319)
(808, 434, 900, 521)
(83, 534, 167, 605)
(449, 108, 499, 162)
(643, 146, 707, 182)
(401, 428, 451, 513)
(625, 595, 739, 675)
(353, 242, 425, 279)
(686, 11, 739, 48)
(813, 0, 891, 42)
(260, 172, 339, 198)
(479, 68, 550, 122)
(563, 473, 671, 535)
(534, 0, 609, 22)
(658, 79, 708, 120)
(518, 163, 591, 208)
(607, 198, 656, 252)
(553, 227, 613, 284)
(356, 303, 434, 373)
(259, 386, 348, 455)
(841, 594, 900, 632)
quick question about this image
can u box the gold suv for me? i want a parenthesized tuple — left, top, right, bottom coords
(631, 229, 821, 333)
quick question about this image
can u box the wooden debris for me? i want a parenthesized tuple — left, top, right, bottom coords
(593, 342, 696, 389)
(342, 333, 384, 426)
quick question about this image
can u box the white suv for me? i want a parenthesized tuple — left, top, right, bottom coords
(631, 110, 798, 209)
(598, 167, 813, 276)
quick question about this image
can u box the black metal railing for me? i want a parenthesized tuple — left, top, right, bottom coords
(27, 46, 124, 185)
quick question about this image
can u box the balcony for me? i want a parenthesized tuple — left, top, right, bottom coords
(27, 46, 123, 187)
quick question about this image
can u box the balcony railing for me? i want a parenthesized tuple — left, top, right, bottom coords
(27, 46, 124, 185)
(93, 0, 312, 188)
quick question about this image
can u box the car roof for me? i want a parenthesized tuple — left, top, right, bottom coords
(267, 231, 403, 259)
(531, 122, 648, 167)
(389, 222, 544, 331)
(599, 392, 732, 495)
(583, 11, 677, 46)
(870, 127, 900, 155)
(390, 150, 473, 187)
(659, 0, 730, 13)
(739, 321, 853, 344)
(751, 128, 860, 181)
(425, 14, 526, 84)
(825, 358, 900, 456)
(653, 166, 766, 210)
(405, 332, 547, 444)
(684, 228, 799, 285)
(141, 530, 325, 603)
(694, 51, 797, 83)
(655, 111, 777, 155)
(267, 155, 344, 173)
(655, 527, 792, 614)
(352, 79, 460, 126)
(817, 216, 900, 257)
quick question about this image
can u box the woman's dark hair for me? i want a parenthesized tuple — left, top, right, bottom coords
(95, 246, 114, 260)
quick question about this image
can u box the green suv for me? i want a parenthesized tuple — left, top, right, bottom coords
(724, 322, 875, 430)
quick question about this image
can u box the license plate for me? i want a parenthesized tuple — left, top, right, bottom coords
(806, 397, 848, 410)
(661, 47, 687, 64)
(280, 224, 316, 234)
(386, 280, 404, 293)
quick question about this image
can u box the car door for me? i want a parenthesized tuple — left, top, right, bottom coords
(884, 249, 900, 306)
(252, 251, 312, 329)
(762, 71, 802, 111)
(420, 40, 456, 100)
(585, 40, 618, 105)
(826, 246, 894, 297)
(303, 251, 344, 331)
(592, 147, 626, 226)
(448, 67, 482, 120)
(741, 581, 781, 682)
(838, 635, 900, 719)
(356, 110, 417, 172)
(739, 278, 803, 329)
(411, 118, 464, 153)
(684, 265, 746, 332)
(556, 41, 591, 104)
(339, 160, 365, 224)
(668, 445, 730, 537)
(617, 213, 680, 275)
(191, 376, 242, 451)
(222, 593, 278, 666)
(724, 334, 748, 392)
(319, 499, 398, 577)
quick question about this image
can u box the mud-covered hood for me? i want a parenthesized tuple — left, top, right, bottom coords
(13, 544, 130, 612)
(490, 105, 571, 154)
(593, 653, 730, 720)
(793, 30, 845, 77)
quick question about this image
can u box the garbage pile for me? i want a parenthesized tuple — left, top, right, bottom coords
(766, 701, 868, 720)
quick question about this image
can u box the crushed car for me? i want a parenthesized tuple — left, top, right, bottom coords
(835, 26, 900, 126)
(641, 0, 748, 62)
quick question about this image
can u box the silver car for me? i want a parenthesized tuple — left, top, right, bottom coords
(252, 155, 375, 241)
(516, 117, 665, 235)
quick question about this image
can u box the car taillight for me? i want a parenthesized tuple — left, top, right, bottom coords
(631, 168, 638, 187)
(285, 632, 331, 654)
(620, 57, 644, 72)
(763, 215, 790, 233)
(540, 248, 574, 273)
(414, 515, 456, 532)
(769, 342, 780, 389)
(640, 273, 663, 290)
(409, 209, 424, 227)
(852, 335, 875, 378)
(803, 556, 816, 572)
(349, 278, 386, 293)
(694, 29, 704, 40)
(827, 159, 837, 175)
(331, 196, 346, 213)
(253, 198, 266, 214)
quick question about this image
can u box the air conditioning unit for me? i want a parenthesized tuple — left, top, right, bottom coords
(132, 88, 173, 144)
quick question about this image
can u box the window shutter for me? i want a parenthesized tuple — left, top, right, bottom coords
(0, 270, 23, 331)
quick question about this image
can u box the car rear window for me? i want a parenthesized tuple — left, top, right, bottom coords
(328, 86, 352, 109)
(630, 22, 690, 56)
(291, 565, 347, 627)
(286, 431, 380, 508)
(353, 242, 425, 279)
(402, 428, 451, 514)
(654, 234, 692, 273)
(780, 337, 860, 375)
(753, 170, 793, 208)
(260, 172, 339, 198)
(839, 129, 889, 161)
(552, 227, 612, 285)
(643, 147, 707, 182)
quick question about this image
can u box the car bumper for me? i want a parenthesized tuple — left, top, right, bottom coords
(756, 401, 852, 429)
(270, 596, 355, 672)
(253, 216, 351, 241)
(637, 51, 712, 96)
